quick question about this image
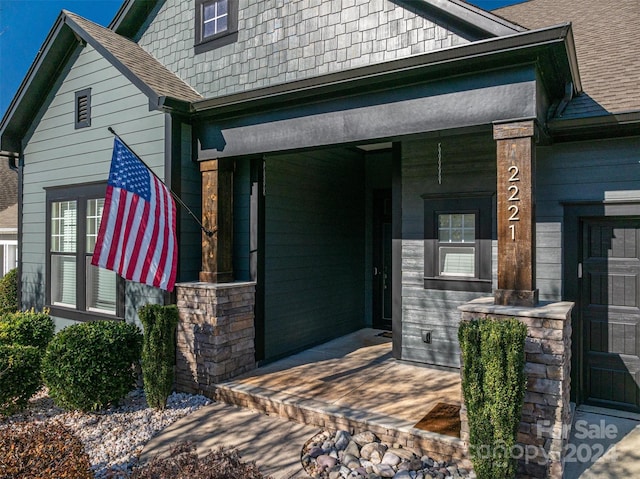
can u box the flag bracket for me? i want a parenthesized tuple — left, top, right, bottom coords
(108, 127, 215, 238)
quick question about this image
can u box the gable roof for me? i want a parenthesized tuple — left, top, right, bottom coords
(0, 9, 202, 152)
(495, 0, 640, 117)
(65, 12, 202, 104)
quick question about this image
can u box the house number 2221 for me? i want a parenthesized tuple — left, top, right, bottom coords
(507, 165, 520, 240)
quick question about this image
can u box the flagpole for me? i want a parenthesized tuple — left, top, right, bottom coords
(108, 127, 215, 237)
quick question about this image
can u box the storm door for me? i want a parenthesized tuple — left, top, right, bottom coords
(581, 217, 640, 411)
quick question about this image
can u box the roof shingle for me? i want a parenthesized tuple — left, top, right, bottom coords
(494, 0, 640, 117)
(65, 11, 202, 104)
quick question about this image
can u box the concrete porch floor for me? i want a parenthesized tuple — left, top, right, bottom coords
(213, 328, 469, 464)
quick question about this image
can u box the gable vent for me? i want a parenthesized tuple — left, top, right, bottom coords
(75, 88, 92, 129)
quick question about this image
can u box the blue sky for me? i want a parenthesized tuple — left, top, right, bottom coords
(0, 0, 523, 121)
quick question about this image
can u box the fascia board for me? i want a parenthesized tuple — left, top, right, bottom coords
(420, 0, 525, 36)
(62, 12, 163, 109)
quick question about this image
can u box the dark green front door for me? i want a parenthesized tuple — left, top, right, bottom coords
(581, 217, 640, 411)
(373, 189, 392, 330)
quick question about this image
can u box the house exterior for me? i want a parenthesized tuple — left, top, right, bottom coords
(0, 0, 638, 419)
(0, 157, 18, 278)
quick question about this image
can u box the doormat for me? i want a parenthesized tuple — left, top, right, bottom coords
(413, 402, 461, 438)
(377, 331, 392, 338)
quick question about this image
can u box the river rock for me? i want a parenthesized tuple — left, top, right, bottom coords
(373, 463, 396, 478)
(353, 431, 379, 446)
(335, 430, 352, 450)
(317, 454, 338, 469)
(345, 440, 361, 458)
(381, 451, 401, 466)
(361, 442, 388, 461)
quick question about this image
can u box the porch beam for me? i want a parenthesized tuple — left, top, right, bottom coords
(494, 120, 538, 306)
(199, 159, 234, 283)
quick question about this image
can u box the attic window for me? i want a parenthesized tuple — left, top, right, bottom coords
(75, 89, 91, 129)
(195, 0, 238, 54)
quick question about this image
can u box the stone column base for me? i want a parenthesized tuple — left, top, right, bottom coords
(459, 297, 574, 479)
(174, 281, 256, 398)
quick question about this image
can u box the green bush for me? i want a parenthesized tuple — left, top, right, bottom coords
(139, 304, 179, 410)
(0, 344, 42, 416)
(0, 421, 93, 478)
(459, 317, 528, 479)
(0, 308, 55, 350)
(0, 309, 54, 415)
(0, 267, 18, 314)
(42, 320, 142, 411)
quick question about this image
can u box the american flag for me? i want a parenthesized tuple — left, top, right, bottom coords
(92, 138, 178, 292)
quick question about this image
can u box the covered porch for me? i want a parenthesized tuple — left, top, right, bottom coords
(212, 328, 468, 464)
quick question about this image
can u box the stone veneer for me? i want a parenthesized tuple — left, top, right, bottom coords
(458, 297, 574, 479)
(174, 281, 256, 398)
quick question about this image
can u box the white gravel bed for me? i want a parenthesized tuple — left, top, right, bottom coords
(1, 388, 211, 478)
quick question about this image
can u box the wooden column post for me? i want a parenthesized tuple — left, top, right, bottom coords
(494, 120, 538, 306)
(199, 159, 233, 283)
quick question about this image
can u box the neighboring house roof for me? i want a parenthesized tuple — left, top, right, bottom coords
(0, 9, 202, 152)
(495, 0, 640, 118)
(0, 159, 17, 230)
(0, 204, 18, 231)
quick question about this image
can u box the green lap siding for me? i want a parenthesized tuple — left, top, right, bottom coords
(262, 149, 365, 361)
(21, 44, 166, 326)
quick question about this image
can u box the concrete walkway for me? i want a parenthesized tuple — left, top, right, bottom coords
(563, 408, 640, 478)
(141, 402, 320, 479)
(142, 403, 640, 479)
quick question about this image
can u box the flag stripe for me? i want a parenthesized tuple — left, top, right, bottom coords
(124, 199, 148, 280)
(105, 189, 127, 271)
(119, 194, 142, 277)
(139, 179, 161, 286)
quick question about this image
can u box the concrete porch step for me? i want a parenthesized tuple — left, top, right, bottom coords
(213, 379, 470, 467)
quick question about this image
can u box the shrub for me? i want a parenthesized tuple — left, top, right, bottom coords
(0, 421, 93, 478)
(0, 344, 42, 416)
(0, 309, 54, 415)
(42, 320, 142, 411)
(458, 317, 527, 479)
(131, 442, 268, 479)
(139, 304, 179, 410)
(0, 308, 55, 350)
(0, 267, 18, 314)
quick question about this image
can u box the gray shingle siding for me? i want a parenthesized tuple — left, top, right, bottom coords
(400, 134, 497, 368)
(137, 0, 471, 99)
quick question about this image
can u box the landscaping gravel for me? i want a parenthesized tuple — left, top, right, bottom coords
(0, 388, 211, 478)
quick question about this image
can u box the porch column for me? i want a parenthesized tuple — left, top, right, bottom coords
(494, 120, 538, 306)
(199, 159, 233, 283)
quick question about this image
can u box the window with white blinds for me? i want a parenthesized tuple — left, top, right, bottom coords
(85, 199, 116, 314)
(47, 186, 121, 320)
(51, 201, 77, 307)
